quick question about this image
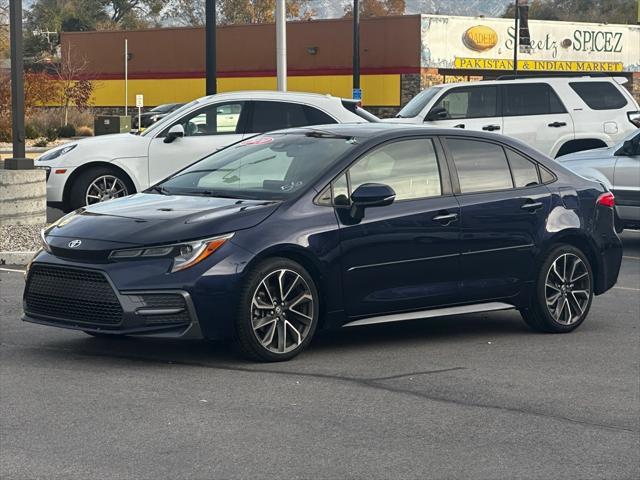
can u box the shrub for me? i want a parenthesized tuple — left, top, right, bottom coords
(45, 128, 58, 142)
(57, 124, 76, 138)
(76, 125, 94, 137)
(33, 138, 48, 147)
(25, 123, 42, 139)
(0, 125, 10, 143)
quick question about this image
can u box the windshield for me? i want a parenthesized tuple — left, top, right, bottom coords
(141, 100, 200, 137)
(622, 129, 640, 143)
(155, 132, 358, 200)
(397, 87, 442, 118)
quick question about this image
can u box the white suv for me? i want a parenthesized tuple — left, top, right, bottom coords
(36, 91, 378, 212)
(387, 76, 640, 158)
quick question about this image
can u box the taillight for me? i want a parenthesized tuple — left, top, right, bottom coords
(596, 192, 615, 208)
(628, 111, 640, 128)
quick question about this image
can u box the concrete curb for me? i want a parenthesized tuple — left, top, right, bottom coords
(0, 251, 35, 267)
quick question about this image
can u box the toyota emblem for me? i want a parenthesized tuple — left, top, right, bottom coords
(68, 239, 82, 248)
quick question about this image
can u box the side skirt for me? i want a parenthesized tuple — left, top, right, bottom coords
(342, 302, 515, 328)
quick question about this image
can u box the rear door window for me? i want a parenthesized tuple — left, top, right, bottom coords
(303, 106, 338, 125)
(569, 82, 628, 110)
(446, 138, 513, 193)
(249, 101, 309, 132)
(503, 83, 567, 116)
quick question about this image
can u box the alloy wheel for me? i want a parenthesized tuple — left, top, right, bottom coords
(544, 253, 591, 325)
(85, 175, 129, 205)
(251, 269, 315, 354)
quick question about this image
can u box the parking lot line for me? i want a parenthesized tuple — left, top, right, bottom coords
(0, 268, 26, 274)
(613, 286, 640, 291)
(622, 256, 640, 260)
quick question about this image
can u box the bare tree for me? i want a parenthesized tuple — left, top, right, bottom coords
(51, 44, 95, 126)
(0, 0, 9, 59)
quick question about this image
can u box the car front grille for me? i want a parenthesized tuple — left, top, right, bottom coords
(25, 265, 123, 325)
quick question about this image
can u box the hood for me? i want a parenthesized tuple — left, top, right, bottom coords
(46, 193, 280, 248)
(36, 133, 149, 166)
(556, 146, 615, 163)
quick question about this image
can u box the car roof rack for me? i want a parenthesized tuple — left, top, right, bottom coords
(495, 73, 614, 80)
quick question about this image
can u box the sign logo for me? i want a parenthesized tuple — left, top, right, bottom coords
(463, 25, 499, 52)
(68, 239, 82, 248)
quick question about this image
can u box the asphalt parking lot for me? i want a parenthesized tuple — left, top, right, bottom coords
(1, 232, 638, 480)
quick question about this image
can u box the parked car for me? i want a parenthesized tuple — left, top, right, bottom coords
(387, 75, 640, 158)
(557, 129, 640, 231)
(24, 124, 622, 361)
(35, 91, 378, 212)
(131, 102, 185, 131)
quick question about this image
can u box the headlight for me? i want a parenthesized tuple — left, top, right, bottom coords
(40, 209, 83, 252)
(38, 144, 77, 162)
(109, 233, 233, 273)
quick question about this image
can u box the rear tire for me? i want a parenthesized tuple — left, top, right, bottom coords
(68, 166, 134, 211)
(234, 258, 319, 362)
(521, 245, 593, 333)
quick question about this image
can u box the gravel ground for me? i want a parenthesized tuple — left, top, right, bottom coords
(0, 224, 43, 252)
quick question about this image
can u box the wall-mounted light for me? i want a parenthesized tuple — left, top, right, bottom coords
(306, 46, 318, 55)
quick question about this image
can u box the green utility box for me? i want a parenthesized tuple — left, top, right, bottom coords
(94, 116, 131, 136)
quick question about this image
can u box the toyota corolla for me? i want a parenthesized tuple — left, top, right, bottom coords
(23, 124, 623, 361)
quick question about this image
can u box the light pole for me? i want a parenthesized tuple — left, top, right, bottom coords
(352, 0, 361, 101)
(206, 0, 217, 95)
(513, 0, 519, 75)
(276, 0, 287, 91)
(7, 0, 29, 169)
(124, 38, 128, 115)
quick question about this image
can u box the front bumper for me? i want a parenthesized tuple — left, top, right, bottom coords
(35, 164, 74, 204)
(22, 263, 203, 338)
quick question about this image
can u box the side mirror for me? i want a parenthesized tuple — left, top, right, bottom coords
(164, 124, 185, 144)
(350, 183, 395, 219)
(425, 106, 448, 122)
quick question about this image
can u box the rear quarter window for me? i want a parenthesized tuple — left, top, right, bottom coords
(569, 82, 628, 110)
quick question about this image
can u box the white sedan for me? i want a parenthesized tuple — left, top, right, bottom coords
(37, 91, 377, 212)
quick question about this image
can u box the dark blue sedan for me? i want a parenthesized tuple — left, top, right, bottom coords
(24, 124, 623, 361)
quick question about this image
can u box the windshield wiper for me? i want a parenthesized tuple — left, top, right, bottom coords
(182, 190, 253, 200)
(304, 130, 356, 141)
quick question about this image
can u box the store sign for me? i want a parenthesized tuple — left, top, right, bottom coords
(455, 57, 624, 72)
(462, 26, 498, 52)
(420, 15, 640, 72)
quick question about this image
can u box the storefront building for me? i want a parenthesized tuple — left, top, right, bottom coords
(60, 14, 640, 116)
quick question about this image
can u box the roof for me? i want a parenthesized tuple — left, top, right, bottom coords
(199, 90, 346, 103)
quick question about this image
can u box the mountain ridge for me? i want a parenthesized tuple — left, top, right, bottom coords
(307, 0, 513, 19)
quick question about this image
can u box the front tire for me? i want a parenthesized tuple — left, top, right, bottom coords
(521, 245, 594, 333)
(234, 258, 319, 362)
(68, 166, 134, 210)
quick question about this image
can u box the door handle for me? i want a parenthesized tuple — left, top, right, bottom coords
(432, 212, 459, 225)
(453, 124, 465, 129)
(482, 124, 501, 131)
(548, 122, 567, 128)
(521, 201, 544, 212)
